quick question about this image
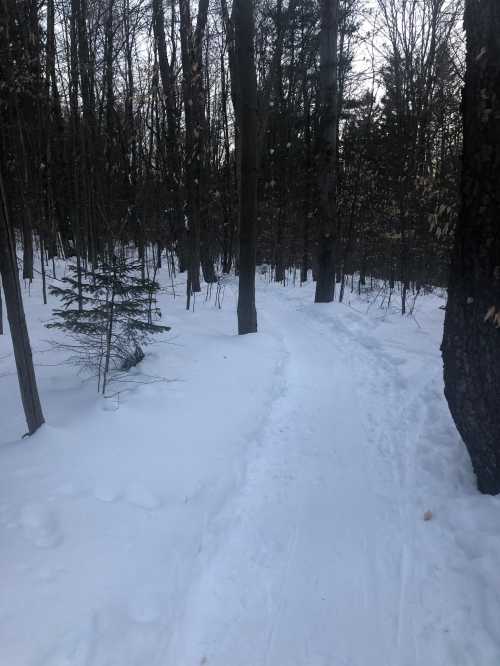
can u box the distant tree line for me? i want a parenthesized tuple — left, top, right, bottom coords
(0, 0, 462, 305)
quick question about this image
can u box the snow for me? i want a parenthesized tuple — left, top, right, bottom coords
(1, 265, 500, 666)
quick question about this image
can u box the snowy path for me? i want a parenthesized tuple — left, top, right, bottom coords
(168, 286, 420, 666)
(1, 272, 500, 666)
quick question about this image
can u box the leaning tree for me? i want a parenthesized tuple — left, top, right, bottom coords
(0, 170, 45, 434)
(442, 0, 500, 494)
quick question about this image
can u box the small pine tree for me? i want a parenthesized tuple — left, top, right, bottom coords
(47, 252, 170, 393)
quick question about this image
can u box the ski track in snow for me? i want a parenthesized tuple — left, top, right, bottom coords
(1, 269, 500, 665)
(167, 286, 419, 666)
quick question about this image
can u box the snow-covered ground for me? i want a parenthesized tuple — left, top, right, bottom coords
(1, 265, 499, 666)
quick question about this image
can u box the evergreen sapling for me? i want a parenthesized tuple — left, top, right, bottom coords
(47, 253, 170, 393)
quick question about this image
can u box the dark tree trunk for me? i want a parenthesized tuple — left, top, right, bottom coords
(40, 235, 47, 305)
(22, 214, 34, 280)
(0, 170, 44, 434)
(201, 249, 217, 283)
(301, 82, 312, 285)
(69, 0, 84, 311)
(179, 0, 209, 299)
(152, 0, 185, 271)
(300, 218, 309, 284)
(233, 0, 257, 335)
(0, 276, 3, 334)
(442, 0, 500, 494)
(314, 0, 338, 303)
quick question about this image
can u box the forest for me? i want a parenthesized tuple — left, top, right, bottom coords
(1, 0, 500, 663)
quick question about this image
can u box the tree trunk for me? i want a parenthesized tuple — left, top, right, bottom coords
(179, 0, 209, 299)
(442, 0, 500, 494)
(314, 0, 339, 303)
(40, 235, 47, 305)
(70, 0, 84, 311)
(220, 41, 234, 275)
(22, 213, 34, 280)
(0, 276, 3, 334)
(102, 257, 116, 395)
(233, 0, 257, 334)
(152, 0, 185, 270)
(0, 170, 44, 434)
(201, 248, 217, 283)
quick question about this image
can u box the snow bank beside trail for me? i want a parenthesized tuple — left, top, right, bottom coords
(343, 283, 500, 655)
(0, 268, 283, 666)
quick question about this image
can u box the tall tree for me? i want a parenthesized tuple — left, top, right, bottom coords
(314, 0, 339, 303)
(179, 0, 211, 305)
(442, 0, 500, 494)
(0, 0, 44, 433)
(0, 169, 44, 434)
(152, 0, 185, 270)
(234, 0, 258, 334)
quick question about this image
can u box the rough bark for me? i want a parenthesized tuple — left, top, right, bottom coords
(314, 0, 338, 303)
(152, 0, 185, 264)
(0, 169, 44, 434)
(179, 0, 210, 297)
(442, 0, 500, 494)
(0, 276, 3, 334)
(233, 0, 257, 334)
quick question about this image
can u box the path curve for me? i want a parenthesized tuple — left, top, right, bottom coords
(168, 284, 419, 666)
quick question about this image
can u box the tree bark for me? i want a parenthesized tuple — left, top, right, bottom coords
(179, 0, 210, 298)
(0, 276, 3, 334)
(233, 0, 257, 334)
(0, 169, 44, 434)
(152, 0, 185, 268)
(442, 0, 500, 494)
(314, 0, 339, 303)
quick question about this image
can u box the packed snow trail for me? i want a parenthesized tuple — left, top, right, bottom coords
(168, 285, 418, 666)
(167, 282, 500, 666)
(1, 270, 500, 666)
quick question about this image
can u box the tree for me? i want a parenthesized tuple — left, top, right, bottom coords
(48, 252, 170, 394)
(374, 0, 462, 313)
(234, 0, 258, 334)
(0, 0, 45, 434)
(0, 0, 463, 340)
(442, 0, 500, 494)
(179, 0, 212, 307)
(152, 0, 185, 271)
(314, 0, 339, 303)
(0, 169, 44, 434)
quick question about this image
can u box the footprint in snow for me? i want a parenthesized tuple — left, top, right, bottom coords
(40, 621, 95, 666)
(94, 484, 121, 503)
(125, 483, 161, 510)
(36, 565, 65, 583)
(19, 504, 63, 549)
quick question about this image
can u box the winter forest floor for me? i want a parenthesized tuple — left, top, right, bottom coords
(1, 265, 500, 666)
